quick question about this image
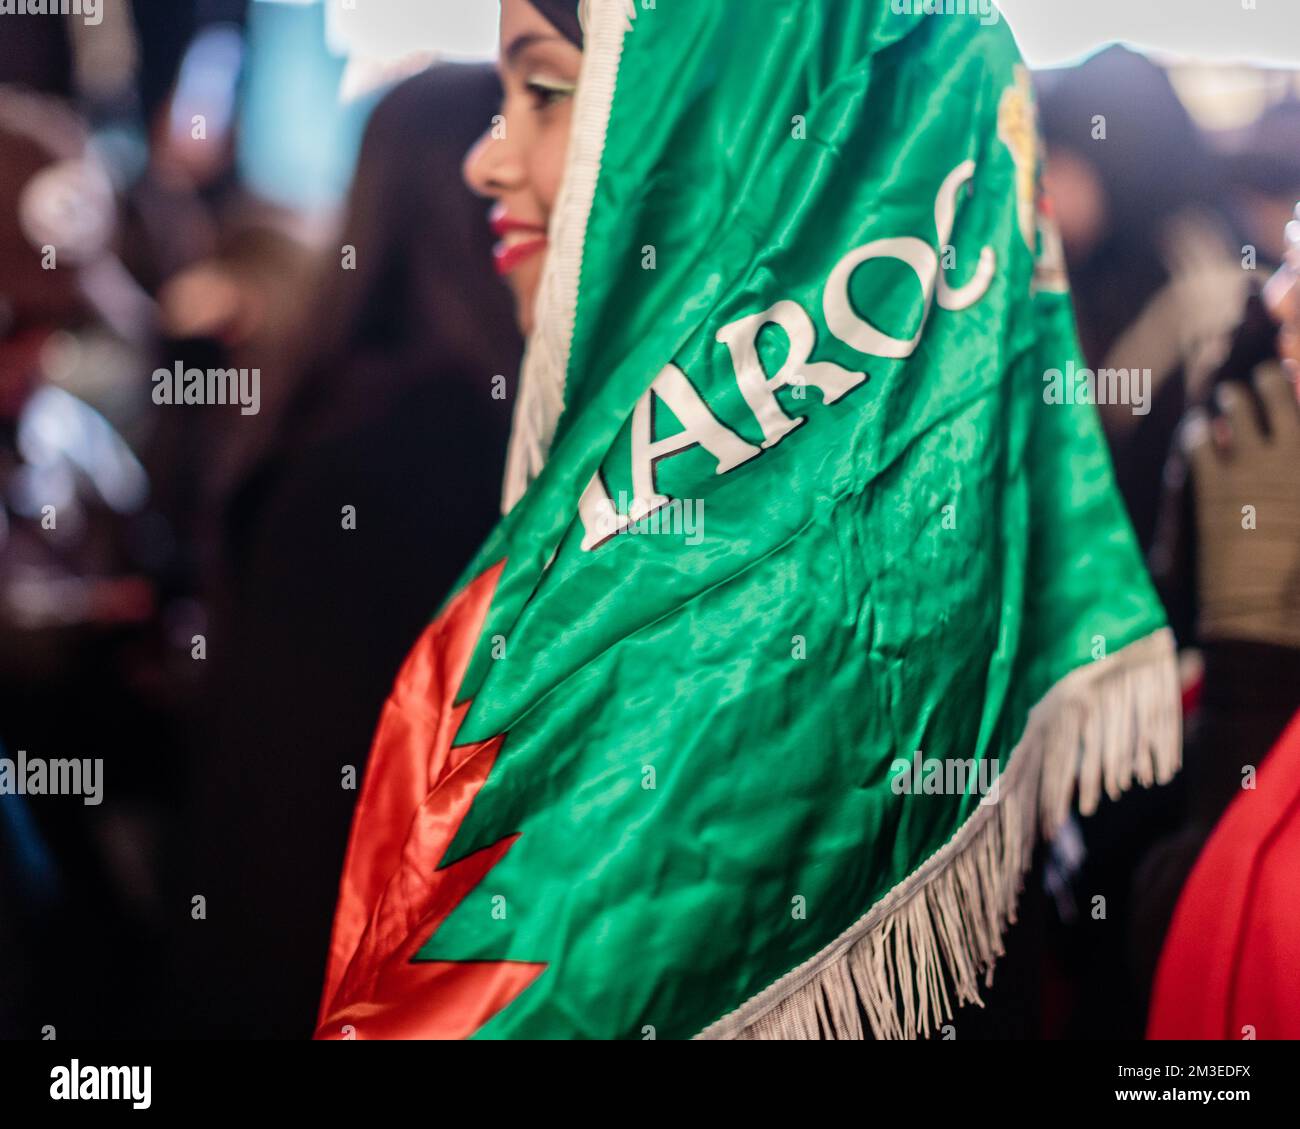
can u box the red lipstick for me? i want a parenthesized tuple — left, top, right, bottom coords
(490, 204, 548, 277)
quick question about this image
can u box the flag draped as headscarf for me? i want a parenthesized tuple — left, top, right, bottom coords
(317, 0, 1180, 1040)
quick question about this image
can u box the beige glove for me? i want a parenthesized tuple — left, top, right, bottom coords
(1184, 363, 1300, 649)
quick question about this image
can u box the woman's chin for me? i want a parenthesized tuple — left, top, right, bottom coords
(506, 256, 544, 339)
(516, 303, 535, 339)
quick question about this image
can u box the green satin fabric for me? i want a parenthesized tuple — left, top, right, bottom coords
(414, 1, 1163, 1038)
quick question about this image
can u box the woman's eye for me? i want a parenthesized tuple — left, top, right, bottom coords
(525, 80, 575, 111)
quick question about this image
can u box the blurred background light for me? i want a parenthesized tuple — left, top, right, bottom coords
(254, 0, 496, 60)
(239, 1, 354, 209)
(999, 0, 1300, 70)
(241, 0, 497, 210)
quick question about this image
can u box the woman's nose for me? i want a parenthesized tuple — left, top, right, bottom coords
(463, 118, 522, 200)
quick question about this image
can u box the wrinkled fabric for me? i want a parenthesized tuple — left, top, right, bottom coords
(319, 0, 1166, 1040)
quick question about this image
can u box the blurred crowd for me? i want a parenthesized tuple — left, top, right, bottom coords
(0, 4, 521, 1038)
(0, 6, 1297, 1039)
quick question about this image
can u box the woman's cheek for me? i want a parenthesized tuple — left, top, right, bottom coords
(535, 107, 575, 214)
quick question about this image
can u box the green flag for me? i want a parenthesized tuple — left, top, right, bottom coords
(317, 0, 1180, 1040)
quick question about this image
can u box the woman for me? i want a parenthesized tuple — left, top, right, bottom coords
(317, 0, 1180, 1040)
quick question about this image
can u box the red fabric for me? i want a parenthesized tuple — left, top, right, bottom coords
(1148, 709, 1300, 1040)
(315, 561, 545, 1039)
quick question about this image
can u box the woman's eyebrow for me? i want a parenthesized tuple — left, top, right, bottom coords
(503, 32, 566, 67)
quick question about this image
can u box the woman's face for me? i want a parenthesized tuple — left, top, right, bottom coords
(464, 0, 581, 336)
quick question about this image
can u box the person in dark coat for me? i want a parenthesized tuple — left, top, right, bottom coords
(1037, 46, 1246, 555)
(175, 63, 523, 1038)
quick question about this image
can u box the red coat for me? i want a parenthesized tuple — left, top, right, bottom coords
(1148, 709, 1300, 1039)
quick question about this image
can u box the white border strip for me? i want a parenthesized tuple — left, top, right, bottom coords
(500, 0, 636, 513)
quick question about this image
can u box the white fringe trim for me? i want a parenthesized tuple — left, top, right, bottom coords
(501, 0, 636, 514)
(695, 628, 1181, 1040)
